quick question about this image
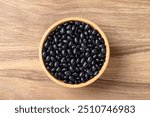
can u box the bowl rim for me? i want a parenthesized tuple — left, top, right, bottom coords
(39, 17, 110, 88)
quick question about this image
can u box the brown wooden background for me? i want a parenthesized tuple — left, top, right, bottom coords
(0, 0, 150, 99)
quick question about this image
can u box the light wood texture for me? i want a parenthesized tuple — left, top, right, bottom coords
(39, 17, 110, 88)
(0, 0, 150, 99)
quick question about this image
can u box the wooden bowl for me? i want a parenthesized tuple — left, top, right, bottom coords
(39, 17, 110, 88)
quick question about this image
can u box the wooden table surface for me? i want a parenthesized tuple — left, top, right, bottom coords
(0, 0, 150, 99)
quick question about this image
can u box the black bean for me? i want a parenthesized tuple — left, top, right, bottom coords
(80, 58, 85, 64)
(56, 67, 61, 72)
(68, 41, 73, 47)
(65, 71, 71, 76)
(53, 44, 57, 49)
(75, 67, 80, 72)
(64, 79, 69, 83)
(98, 53, 105, 58)
(94, 71, 98, 76)
(49, 51, 55, 56)
(84, 24, 90, 30)
(62, 67, 67, 72)
(61, 50, 66, 56)
(87, 69, 93, 76)
(83, 38, 88, 44)
(71, 58, 76, 65)
(87, 56, 92, 62)
(99, 44, 105, 49)
(72, 72, 78, 77)
(74, 80, 78, 84)
(81, 43, 86, 48)
(51, 68, 56, 72)
(95, 39, 99, 45)
(61, 57, 66, 63)
(80, 47, 86, 52)
(92, 29, 97, 35)
(79, 24, 84, 29)
(83, 62, 88, 68)
(86, 48, 90, 52)
(63, 39, 68, 43)
(75, 21, 81, 25)
(91, 60, 96, 65)
(62, 44, 67, 49)
(89, 35, 96, 40)
(79, 72, 84, 77)
(69, 66, 75, 72)
(85, 52, 90, 57)
(42, 20, 106, 84)
(92, 66, 96, 72)
(66, 24, 72, 30)
(66, 30, 73, 35)
(100, 59, 105, 63)
(45, 56, 50, 62)
(77, 28, 82, 33)
(92, 49, 97, 54)
(42, 52, 46, 58)
(101, 48, 106, 54)
(69, 76, 75, 81)
(69, 81, 75, 84)
(49, 62, 54, 67)
(74, 37, 78, 43)
(76, 58, 80, 64)
(98, 37, 104, 44)
(71, 25, 76, 31)
(60, 27, 65, 34)
(44, 41, 49, 48)
(93, 54, 97, 59)
(54, 61, 59, 67)
(50, 56, 55, 61)
(81, 78, 86, 83)
(80, 33, 85, 39)
(46, 66, 50, 70)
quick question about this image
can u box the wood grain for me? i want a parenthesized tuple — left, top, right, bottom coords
(0, 0, 150, 99)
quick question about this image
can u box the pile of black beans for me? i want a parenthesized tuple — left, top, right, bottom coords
(42, 21, 106, 84)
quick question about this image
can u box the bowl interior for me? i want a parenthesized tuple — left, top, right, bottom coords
(39, 17, 110, 88)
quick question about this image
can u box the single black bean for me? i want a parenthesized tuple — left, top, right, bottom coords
(87, 56, 92, 62)
(71, 58, 76, 65)
(45, 56, 50, 62)
(66, 30, 73, 35)
(72, 72, 78, 77)
(98, 53, 105, 58)
(64, 79, 69, 83)
(81, 78, 86, 83)
(69, 66, 75, 72)
(60, 27, 65, 34)
(49, 50, 55, 56)
(75, 21, 81, 25)
(44, 41, 49, 48)
(80, 33, 85, 39)
(87, 69, 93, 76)
(80, 58, 85, 64)
(66, 24, 72, 30)
(42, 52, 46, 58)
(101, 48, 106, 54)
(61, 50, 66, 56)
(69, 76, 75, 81)
(73, 48, 78, 55)
(56, 67, 61, 72)
(83, 62, 88, 68)
(54, 61, 59, 67)
(84, 24, 90, 30)
(85, 52, 90, 57)
(64, 71, 71, 76)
